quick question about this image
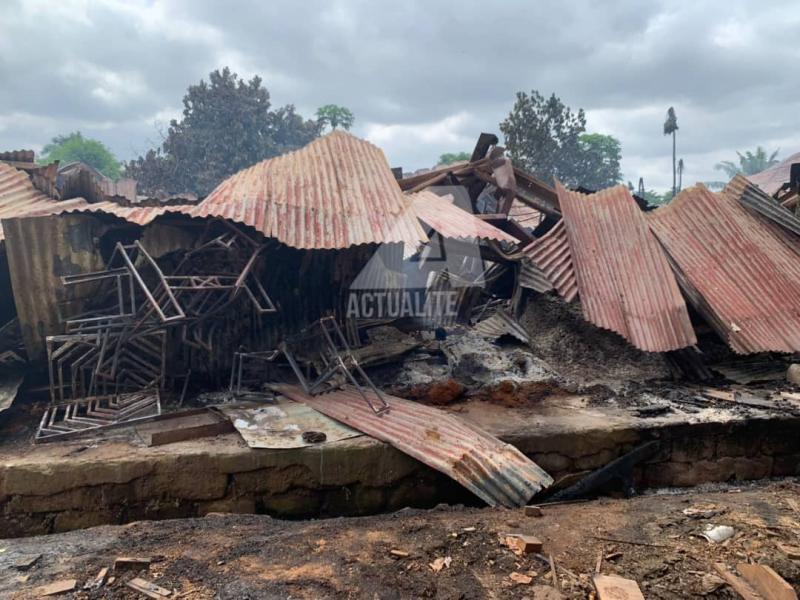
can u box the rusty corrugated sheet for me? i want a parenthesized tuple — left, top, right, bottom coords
(179, 131, 428, 250)
(409, 191, 517, 242)
(648, 184, 800, 354)
(63, 202, 174, 226)
(474, 310, 530, 344)
(0, 162, 94, 241)
(557, 182, 696, 352)
(3, 214, 110, 359)
(520, 220, 577, 301)
(725, 174, 800, 237)
(0, 150, 35, 164)
(747, 151, 800, 195)
(276, 384, 552, 507)
(0, 162, 163, 241)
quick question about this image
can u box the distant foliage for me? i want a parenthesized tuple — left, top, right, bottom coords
(577, 134, 623, 190)
(500, 91, 622, 189)
(715, 147, 780, 178)
(438, 152, 471, 166)
(39, 132, 121, 180)
(125, 68, 320, 197)
(316, 104, 355, 131)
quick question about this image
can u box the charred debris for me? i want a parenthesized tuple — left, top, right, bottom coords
(1, 132, 800, 505)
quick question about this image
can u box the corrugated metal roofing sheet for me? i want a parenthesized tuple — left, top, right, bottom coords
(648, 184, 800, 354)
(0, 162, 95, 241)
(725, 174, 800, 237)
(276, 384, 552, 508)
(182, 130, 428, 250)
(0, 150, 35, 164)
(747, 151, 800, 195)
(557, 182, 696, 352)
(69, 203, 174, 226)
(474, 310, 530, 344)
(520, 220, 577, 301)
(409, 191, 517, 243)
(518, 260, 554, 293)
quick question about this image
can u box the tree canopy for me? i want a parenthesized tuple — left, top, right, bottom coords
(39, 132, 121, 180)
(663, 107, 678, 136)
(125, 67, 320, 197)
(499, 91, 622, 189)
(316, 104, 355, 131)
(577, 134, 623, 190)
(438, 152, 471, 166)
(715, 147, 780, 178)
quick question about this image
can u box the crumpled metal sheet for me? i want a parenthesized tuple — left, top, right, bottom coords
(747, 151, 800, 195)
(518, 259, 554, 294)
(474, 310, 530, 345)
(521, 220, 577, 301)
(725, 174, 800, 238)
(648, 184, 800, 354)
(557, 183, 696, 352)
(409, 191, 517, 242)
(219, 399, 361, 449)
(183, 130, 429, 250)
(276, 384, 552, 508)
(0, 162, 94, 241)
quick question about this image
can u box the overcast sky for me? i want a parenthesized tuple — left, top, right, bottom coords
(1, 0, 798, 191)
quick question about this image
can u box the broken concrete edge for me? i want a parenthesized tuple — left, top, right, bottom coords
(0, 412, 798, 537)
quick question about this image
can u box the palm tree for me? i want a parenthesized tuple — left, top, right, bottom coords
(663, 107, 679, 197)
(677, 158, 684, 192)
(316, 105, 355, 131)
(715, 147, 780, 178)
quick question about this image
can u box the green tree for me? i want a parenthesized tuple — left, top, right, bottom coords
(438, 152, 471, 166)
(500, 91, 622, 189)
(715, 147, 780, 178)
(663, 107, 678, 197)
(577, 133, 623, 190)
(39, 132, 121, 179)
(500, 91, 585, 186)
(316, 104, 355, 131)
(125, 67, 320, 196)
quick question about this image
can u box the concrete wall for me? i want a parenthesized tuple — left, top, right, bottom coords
(1, 417, 798, 538)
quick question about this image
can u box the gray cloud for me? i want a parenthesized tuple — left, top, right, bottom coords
(1, 0, 798, 190)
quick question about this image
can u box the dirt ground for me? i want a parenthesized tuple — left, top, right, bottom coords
(1, 479, 798, 599)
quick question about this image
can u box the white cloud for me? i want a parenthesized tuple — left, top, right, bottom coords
(0, 0, 798, 193)
(711, 19, 753, 49)
(59, 61, 148, 105)
(365, 112, 473, 147)
(363, 112, 479, 169)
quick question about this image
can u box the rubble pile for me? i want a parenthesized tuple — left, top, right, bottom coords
(1, 131, 800, 597)
(0, 131, 799, 522)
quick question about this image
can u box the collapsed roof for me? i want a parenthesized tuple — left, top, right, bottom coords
(183, 130, 429, 249)
(523, 173, 800, 355)
(747, 151, 800, 195)
(555, 182, 696, 352)
(4, 130, 800, 360)
(648, 179, 800, 354)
